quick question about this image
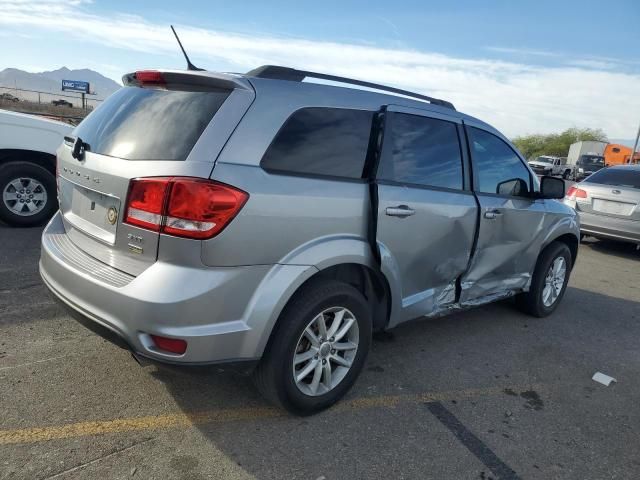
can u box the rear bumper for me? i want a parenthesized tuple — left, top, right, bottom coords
(578, 210, 640, 243)
(40, 211, 280, 364)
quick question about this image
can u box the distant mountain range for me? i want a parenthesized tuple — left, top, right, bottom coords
(0, 67, 120, 100)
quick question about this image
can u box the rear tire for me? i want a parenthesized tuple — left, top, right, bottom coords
(253, 279, 372, 415)
(516, 242, 572, 317)
(0, 161, 57, 227)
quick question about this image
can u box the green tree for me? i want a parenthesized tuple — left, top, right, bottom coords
(512, 128, 608, 159)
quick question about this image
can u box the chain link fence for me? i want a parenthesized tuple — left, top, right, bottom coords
(0, 86, 104, 125)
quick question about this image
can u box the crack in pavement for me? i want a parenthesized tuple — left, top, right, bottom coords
(41, 437, 155, 479)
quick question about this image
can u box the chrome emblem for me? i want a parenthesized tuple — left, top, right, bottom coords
(612, 189, 621, 195)
(127, 233, 143, 244)
(128, 244, 143, 254)
(107, 206, 118, 225)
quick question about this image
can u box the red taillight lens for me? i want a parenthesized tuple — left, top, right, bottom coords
(135, 70, 166, 86)
(150, 335, 187, 355)
(566, 186, 587, 199)
(124, 178, 171, 231)
(164, 179, 248, 239)
(124, 177, 248, 239)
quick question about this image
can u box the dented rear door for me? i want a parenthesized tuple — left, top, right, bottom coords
(376, 105, 477, 327)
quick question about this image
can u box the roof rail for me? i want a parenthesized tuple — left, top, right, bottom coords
(245, 65, 455, 110)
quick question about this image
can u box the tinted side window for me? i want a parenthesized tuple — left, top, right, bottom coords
(378, 113, 463, 190)
(468, 127, 530, 195)
(261, 107, 374, 179)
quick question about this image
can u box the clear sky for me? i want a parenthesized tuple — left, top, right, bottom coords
(1, 0, 639, 139)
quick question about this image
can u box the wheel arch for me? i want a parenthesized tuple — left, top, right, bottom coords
(548, 233, 579, 269)
(303, 263, 392, 332)
(0, 149, 57, 175)
(253, 260, 393, 361)
(272, 235, 395, 332)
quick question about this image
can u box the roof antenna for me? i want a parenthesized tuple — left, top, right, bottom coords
(171, 25, 204, 71)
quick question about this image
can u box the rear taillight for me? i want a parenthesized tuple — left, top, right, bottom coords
(124, 177, 248, 239)
(124, 178, 171, 231)
(164, 178, 249, 239)
(566, 186, 588, 200)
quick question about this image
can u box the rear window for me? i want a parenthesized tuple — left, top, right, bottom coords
(586, 168, 640, 188)
(261, 107, 374, 179)
(73, 86, 229, 161)
(578, 155, 605, 167)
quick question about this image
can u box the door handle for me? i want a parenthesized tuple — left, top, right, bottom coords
(386, 205, 416, 217)
(484, 208, 503, 219)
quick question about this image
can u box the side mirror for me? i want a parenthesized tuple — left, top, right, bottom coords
(539, 176, 565, 199)
(496, 178, 528, 197)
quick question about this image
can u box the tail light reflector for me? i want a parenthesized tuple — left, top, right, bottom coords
(566, 186, 587, 200)
(124, 177, 248, 239)
(150, 335, 187, 355)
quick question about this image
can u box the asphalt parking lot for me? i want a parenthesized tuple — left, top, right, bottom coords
(1, 223, 639, 480)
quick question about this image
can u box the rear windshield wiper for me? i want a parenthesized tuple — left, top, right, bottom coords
(64, 136, 90, 160)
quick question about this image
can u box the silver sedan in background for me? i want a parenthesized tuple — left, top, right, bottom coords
(564, 165, 640, 245)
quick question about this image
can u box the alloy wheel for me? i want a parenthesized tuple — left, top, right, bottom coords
(542, 256, 566, 307)
(2, 177, 48, 217)
(292, 306, 359, 397)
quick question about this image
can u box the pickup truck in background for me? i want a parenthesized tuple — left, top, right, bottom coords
(528, 155, 573, 179)
(0, 109, 72, 226)
(0, 93, 20, 103)
(574, 154, 606, 181)
(51, 99, 74, 108)
(566, 141, 606, 179)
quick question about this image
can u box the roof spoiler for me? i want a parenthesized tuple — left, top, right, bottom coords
(246, 65, 455, 110)
(122, 70, 252, 91)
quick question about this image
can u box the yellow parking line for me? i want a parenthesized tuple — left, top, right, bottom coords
(0, 407, 281, 445)
(0, 383, 544, 445)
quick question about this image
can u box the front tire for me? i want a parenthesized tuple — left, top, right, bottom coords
(516, 242, 572, 317)
(253, 279, 372, 415)
(0, 161, 57, 227)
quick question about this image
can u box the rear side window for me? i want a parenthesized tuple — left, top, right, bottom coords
(468, 127, 530, 196)
(261, 107, 374, 179)
(586, 168, 640, 188)
(377, 112, 463, 190)
(73, 86, 230, 161)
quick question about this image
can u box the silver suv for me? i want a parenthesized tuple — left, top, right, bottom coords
(40, 66, 579, 414)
